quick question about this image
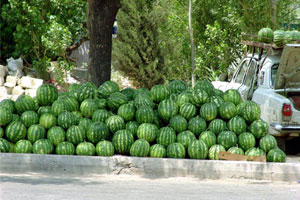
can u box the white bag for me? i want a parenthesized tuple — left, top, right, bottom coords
(7, 57, 24, 71)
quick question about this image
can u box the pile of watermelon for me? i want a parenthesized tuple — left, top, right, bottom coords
(0, 80, 286, 162)
(258, 27, 300, 46)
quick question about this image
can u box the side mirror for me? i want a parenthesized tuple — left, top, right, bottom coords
(218, 73, 228, 81)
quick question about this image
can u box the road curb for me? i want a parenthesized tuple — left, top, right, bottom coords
(0, 153, 299, 182)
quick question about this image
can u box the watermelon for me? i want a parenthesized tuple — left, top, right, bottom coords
(150, 85, 170, 103)
(5, 121, 27, 143)
(273, 30, 285, 46)
(11, 114, 20, 122)
(217, 131, 237, 150)
(39, 113, 57, 129)
(188, 116, 207, 136)
(200, 102, 218, 121)
(238, 132, 256, 151)
(0, 127, 3, 138)
(207, 95, 224, 108)
(136, 106, 155, 124)
(98, 81, 120, 99)
(15, 95, 38, 114)
(76, 142, 96, 156)
(78, 118, 93, 131)
(121, 88, 135, 101)
(167, 143, 186, 158)
(177, 130, 196, 149)
(0, 138, 10, 152)
(191, 89, 208, 106)
(227, 116, 247, 135)
(106, 115, 125, 134)
(179, 103, 196, 120)
(258, 27, 273, 43)
(227, 147, 244, 155)
(169, 115, 187, 133)
(55, 141, 75, 155)
(68, 83, 81, 93)
(241, 101, 261, 123)
(20, 111, 39, 127)
(267, 148, 286, 162)
(236, 100, 251, 116)
(27, 124, 46, 143)
(0, 108, 12, 126)
(14, 139, 33, 153)
(150, 144, 167, 158)
(51, 100, 68, 116)
(117, 104, 135, 122)
(223, 89, 241, 105)
(168, 80, 186, 94)
(37, 106, 52, 116)
(57, 111, 77, 129)
(158, 99, 178, 122)
(208, 119, 227, 136)
(87, 122, 109, 143)
(249, 119, 268, 139)
(8, 142, 15, 153)
(133, 88, 151, 99)
(199, 130, 216, 149)
(219, 102, 237, 120)
(130, 139, 150, 157)
(112, 130, 134, 155)
(96, 140, 115, 156)
(76, 82, 98, 103)
(66, 125, 86, 145)
(194, 79, 215, 96)
(94, 98, 107, 109)
(208, 144, 226, 160)
(259, 135, 277, 153)
(0, 99, 16, 113)
(176, 92, 192, 107)
(47, 126, 65, 146)
(32, 139, 54, 154)
(188, 140, 208, 159)
(214, 89, 224, 98)
(133, 93, 155, 109)
(137, 123, 158, 143)
(36, 84, 58, 106)
(58, 96, 79, 111)
(80, 99, 98, 117)
(126, 121, 139, 137)
(245, 147, 265, 157)
(156, 127, 176, 147)
(92, 109, 110, 123)
(107, 92, 128, 111)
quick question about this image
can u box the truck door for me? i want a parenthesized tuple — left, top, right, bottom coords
(225, 59, 250, 90)
(238, 59, 258, 100)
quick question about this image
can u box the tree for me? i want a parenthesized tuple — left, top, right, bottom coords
(87, 0, 121, 86)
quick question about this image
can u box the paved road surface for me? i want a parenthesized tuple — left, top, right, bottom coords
(0, 173, 299, 200)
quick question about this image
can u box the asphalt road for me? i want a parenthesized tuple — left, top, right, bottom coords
(0, 174, 299, 200)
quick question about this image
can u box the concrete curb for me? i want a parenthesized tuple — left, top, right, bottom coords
(0, 153, 299, 183)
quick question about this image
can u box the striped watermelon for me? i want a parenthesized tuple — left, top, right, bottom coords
(66, 125, 86, 145)
(107, 92, 128, 111)
(39, 113, 57, 129)
(191, 89, 208, 106)
(214, 89, 224, 98)
(241, 101, 261, 123)
(37, 106, 51, 116)
(238, 132, 256, 151)
(15, 95, 38, 114)
(133, 88, 151, 99)
(87, 122, 109, 143)
(137, 123, 158, 143)
(98, 81, 120, 99)
(11, 114, 20, 122)
(236, 101, 249, 116)
(156, 127, 176, 147)
(199, 130, 217, 149)
(68, 83, 81, 93)
(96, 140, 115, 156)
(94, 98, 107, 109)
(207, 95, 224, 108)
(168, 80, 186, 94)
(21, 111, 39, 127)
(0, 108, 12, 126)
(76, 82, 98, 103)
(208, 119, 226, 136)
(245, 147, 265, 157)
(179, 103, 196, 120)
(36, 84, 58, 106)
(136, 106, 155, 124)
(150, 85, 170, 103)
(5, 121, 27, 143)
(208, 144, 226, 160)
(227, 147, 244, 155)
(267, 148, 286, 162)
(133, 93, 155, 109)
(51, 100, 68, 116)
(273, 30, 285, 46)
(258, 27, 273, 43)
(200, 102, 218, 121)
(112, 130, 134, 155)
(126, 121, 139, 137)
(259, 135, 277, 153)
(130, 139, 150, 157)
(78, 118, 92, 131)
(0, 99, 16, 113)
(176, 91, 192, 107)
(227, 116, 247, 135)
(72, 111, 83, 124)
(27, 124, 46, 143)
(194, 79, 215, 96)
(117, 104, 135, 122)
(177, 130, 196, 149)
(0, 138, 10, 152)
(167, 143, 186, 158)
(170, 115, 187, 133)
(121, 88, 135, 101)
(57, 111, 77, 129)
(76, 142, 96, 156)
(80, 99, 98, 117)
(58, 96, 79, 112)
(188, 140, 208, 159)
(47, 126, 65, 146)
(188, 116, 207, 136)
(150, 144, 166, 158)
(106, 115, 125, 134)
(158, 99, 178, 122)
(219, 102, 237, 120)
(217, 131, 237, 150)
(32, 139, 54, 154)
(223, 89, 241, 105)
(14, 140, 33, 153)
(55, 141, 75, 155)
(8, 142, 15, 153)
(250, 119, 268, 139)
(92, 109, 110, 123)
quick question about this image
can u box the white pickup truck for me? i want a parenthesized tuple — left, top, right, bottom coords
(212, 42, 300, 148)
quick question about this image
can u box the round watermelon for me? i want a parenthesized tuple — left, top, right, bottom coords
(133, 93, 154, 109)
(112, 130, 134, 155)
(258, 27, 273, 43)
(199, 130, 216, 149)
(241, 101, 261, 123)
(87, 122, 109, 144)
(158, 99, 178, 122)
(76, 82, 98, 103)
(245, 147, 265, 157)
(217, 131, 237, 150)
(136, 106, 155, 124)
(238, 132, 256, 151)
(179, 103, 196, 120)
(259, 135, 277, 153)
(96, 140, 115, 156)
(76, 142, 95, 156)
(169, 115, 187, 133)
(176, 92, 192, 107)
(0, 108, 12, 126)
(47, 126, 65, 146)
(250, 119, 268, 139)
(177, 130, 196, 149)
(137, 123, 158, 143)
(167, 143, 186, 158)
(98, 81, 120, 99)
(55, 141, 75, 155)
(200, 102, 218, 121)
(267, 148, 286, 162)
(130, 139, 150, 157)
(78, 118, 92, 131)
(15, 95, 38, 114)
(188, 140, 208, 159)
(15, 140, 33, 153)
(168, 80, 186, 94)
(80, 99, 98, 117)
(106, 115, 125, 134)
(188, 116, 207, 136)
(214, 89, 224, 98)
(207, 95, 224, 108)
(208, 144, 226, 160)
(32, 139, 54, 154)
(273, 30, 285, 46)
(21, 111, 39, 127)
(223, 89, 241, 105)
(0, 99, 16, 113)
(0, 138, 10, 152)
(107, 92, 128, 111)
(126, 121, 139, 137)
(156, 127, 176, 147)
(227, 116, 247, 135)
(92, 109, 110, 123)
(227, 147, 244, 155)
(191, 89, 208, 106)
(37, 106, 52, 116)
(121, 88, 135, 101)
(57, 111, 77, 129)
(27, 124, 46, 143)
(66, 125, 86, 145)
(150, 144, 166, 158)
(93, 98, 107, 109)
(5, 121, 27, 143)
(117, 104, 135, 122)
(150, 85, 170, 103)
(39, 113, 57, 129)
(219, 102, 237, 120)
(36, 84, 58, 106)
(194, 79, 214, 96)
(208, 119, 227, 136)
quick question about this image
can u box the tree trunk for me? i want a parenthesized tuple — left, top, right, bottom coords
(87, 0, 121, 86)
(188, 0, 195, 87)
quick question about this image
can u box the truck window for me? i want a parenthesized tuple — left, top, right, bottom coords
(235, 60, 249, 83)
(271, 64, 279, 87)
(244, 60, 257, 87)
